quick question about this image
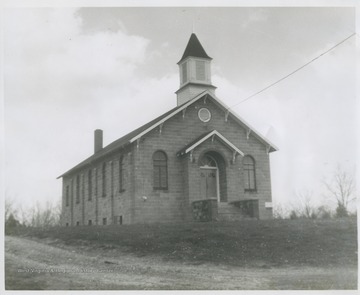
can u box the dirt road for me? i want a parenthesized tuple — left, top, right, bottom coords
(5, 236, 357, 290)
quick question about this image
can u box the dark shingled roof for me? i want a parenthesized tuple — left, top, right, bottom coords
(58, 90, 278, 179)
(178, 33, 212, 63)
(57, 103, 184, 179)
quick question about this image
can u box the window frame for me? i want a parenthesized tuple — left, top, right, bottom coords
(75, 175, 80, 204)
(102, 162, 107, 197)
(181, 62, 188, 84)
(243, 155, 257, 192)
(153, 150, 168, 190)
(65, 185, 70, 207)
(119, 155, 125, 193)
(88, 169, 92, 201)
(195, 60, 206, 81)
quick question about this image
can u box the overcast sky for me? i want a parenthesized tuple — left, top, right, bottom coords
(2, 5, 359, 212)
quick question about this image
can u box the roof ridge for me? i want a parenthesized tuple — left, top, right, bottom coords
(58, 90, 278, 179)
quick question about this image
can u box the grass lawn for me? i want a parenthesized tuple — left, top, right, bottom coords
(8, 218, 357, 268)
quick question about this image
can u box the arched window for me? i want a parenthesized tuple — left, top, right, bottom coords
(243, 155, 256, 191)
(119, 155, 125, 192)
(102, 162, 107, 197)
(199, 154, 217, 167)
(153, 151, 168, 190)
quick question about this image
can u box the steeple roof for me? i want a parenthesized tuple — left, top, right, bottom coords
(178, 33, 212, 63)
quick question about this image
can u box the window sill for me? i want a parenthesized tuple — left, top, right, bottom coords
(153, 188, 169, 193)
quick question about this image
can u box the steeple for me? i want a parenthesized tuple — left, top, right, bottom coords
(176, 33, 216, 106)
(178, 33, 212, 63)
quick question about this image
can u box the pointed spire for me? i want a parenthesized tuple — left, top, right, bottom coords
(178, 33, 212, 63)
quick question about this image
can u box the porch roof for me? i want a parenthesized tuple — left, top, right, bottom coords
(176, 130, 245, 157)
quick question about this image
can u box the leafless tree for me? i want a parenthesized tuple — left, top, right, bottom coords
(5, 195, 17, 221)
(272, 203, 290, 219)
(292, 189, 318, 219)
(323, 166, 356, 217)
(22, 199, 62, 227)
(317, 205, 332, 219)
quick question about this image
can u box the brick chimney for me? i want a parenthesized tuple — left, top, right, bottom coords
(94, 129, 103, 153)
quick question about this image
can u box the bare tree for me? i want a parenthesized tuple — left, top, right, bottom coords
(5, 196, 17, 221)
(272, 203, 290, 219)
(291, 190, 318, 219)
(317, 205, 332, 219)
(323, 166, 356, 217)
(27, 200, 62, 227)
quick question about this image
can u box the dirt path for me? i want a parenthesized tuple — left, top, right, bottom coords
(5, 236, 357, 290)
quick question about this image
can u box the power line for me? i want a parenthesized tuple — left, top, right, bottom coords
(226, 33, 356, 111)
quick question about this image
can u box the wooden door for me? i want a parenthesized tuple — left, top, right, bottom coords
(200, 168, 218, 200)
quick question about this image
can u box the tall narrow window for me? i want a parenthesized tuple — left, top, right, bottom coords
(243, 155, 256, 191)
(94, 168, 98, 196)
(76, 175, 80, 204)
(88, 169, 92, 201)
(102, 162, 107, 197)
(119, 155, 125, 192)
(153, 151, 168, 190)
(195, 60, 206, 81)
(65, 185, 70, 207)
(110, 161, 114, 196)
(82, 174, 85, 203)
(181, 62, 187, 84)
(114, 215, 123, 225)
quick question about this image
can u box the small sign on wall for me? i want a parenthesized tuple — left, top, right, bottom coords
(265, 202, 273, 208)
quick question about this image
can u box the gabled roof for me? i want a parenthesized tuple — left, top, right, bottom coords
(129, 90, 279, 152)
(178, 33, 212, 64)
(57, 104, 183, 179)
(177, 130, 245, 157)
(58, 90, 278, 179)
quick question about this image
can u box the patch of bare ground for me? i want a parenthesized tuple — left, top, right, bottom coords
(6, 236, 357, 290)
(5, 218, 357, 290)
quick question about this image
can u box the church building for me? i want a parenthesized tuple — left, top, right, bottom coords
(58, 33, 278, 226)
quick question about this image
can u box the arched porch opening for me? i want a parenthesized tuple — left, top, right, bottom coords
(199, 151, 227, 202)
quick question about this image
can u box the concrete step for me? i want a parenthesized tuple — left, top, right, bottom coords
(217, 202, 257, 221)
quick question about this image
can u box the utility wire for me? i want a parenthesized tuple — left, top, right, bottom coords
(226, 33, 356, 111)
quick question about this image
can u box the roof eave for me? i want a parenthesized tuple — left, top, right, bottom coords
(57, 141, 132, 179)
(177, 130, 245, 157)
(175, 82, 217, 94)
(177, 55, 213, 64)
(209, 93, 279, 152)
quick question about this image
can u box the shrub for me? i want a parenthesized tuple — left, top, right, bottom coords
(5, 213, 21, 235)
(317, 206, 332, 219)
(289, 210, 298, 220)
(336, 204, 348, 218)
